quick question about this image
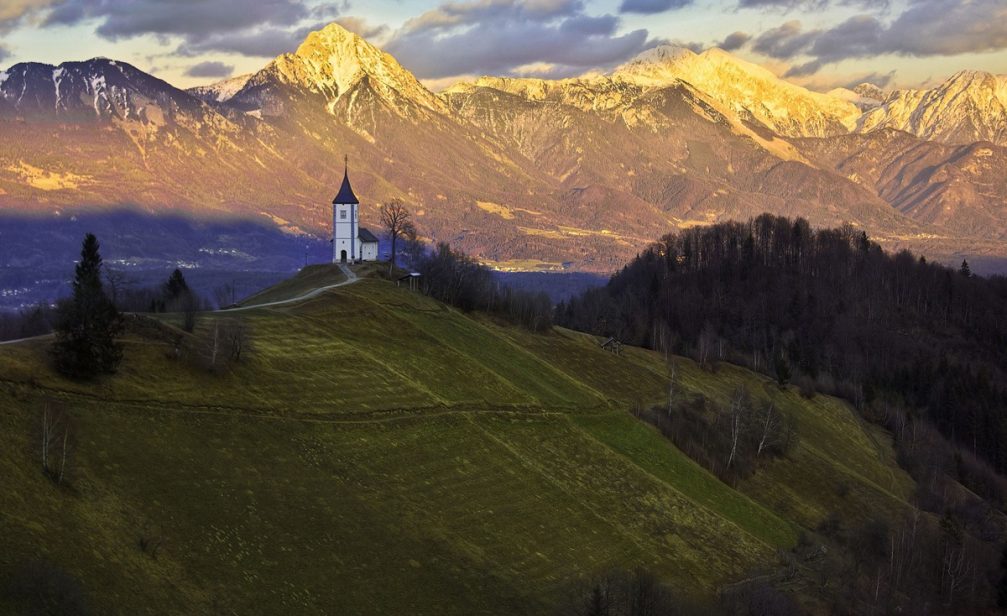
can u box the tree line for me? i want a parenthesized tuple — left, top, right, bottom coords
(557, 214, 1007, 474)
(415, 242, 553, 332)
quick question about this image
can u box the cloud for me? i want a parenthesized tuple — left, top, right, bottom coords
(751, 20, 819, 59)
(177, 23, 323, 58)
(737, 0, 886, 11)
(184, 60, 234, 78)
(750, 0, 1007, 75)
(843, 70, 895, 90)
(387, 0, 658, 79)
(334, 16, 390, 43)
(783, 59, 821, 78)
(618, 0, 692, 14)
(718, 31, 751, 51)
(0, 44, 10, 63)
(24, 0, 344, 58)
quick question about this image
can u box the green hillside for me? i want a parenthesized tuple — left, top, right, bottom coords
(0, 266, 914, 614)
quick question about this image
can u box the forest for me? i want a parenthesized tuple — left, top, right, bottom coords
(557, 215, 1007, 477)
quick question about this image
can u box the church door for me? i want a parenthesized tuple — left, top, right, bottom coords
(340, 250, 347, 263)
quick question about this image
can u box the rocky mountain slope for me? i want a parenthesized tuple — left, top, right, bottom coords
(857, 70, 1007, 146)
(1, 24, 1006, 271)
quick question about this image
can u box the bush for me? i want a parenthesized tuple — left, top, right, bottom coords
(417, 243, 552, 331)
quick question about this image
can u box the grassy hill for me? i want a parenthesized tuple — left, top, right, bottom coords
(0, 265, 915, 614)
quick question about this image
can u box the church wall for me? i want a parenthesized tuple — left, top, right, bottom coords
(360, 241, 378, 262)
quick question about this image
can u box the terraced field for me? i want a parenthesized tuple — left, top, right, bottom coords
(0, 266, 914, 614)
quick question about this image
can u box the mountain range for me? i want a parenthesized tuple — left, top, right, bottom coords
(1, 22, 1006, 272)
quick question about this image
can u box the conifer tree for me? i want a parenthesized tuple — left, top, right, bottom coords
(959, 259, 972, 278)
(164, 268, 190, 302)
(51, 233, 123, 378)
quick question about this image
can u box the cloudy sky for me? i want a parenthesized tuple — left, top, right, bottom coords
(0, 0, 1005, 92)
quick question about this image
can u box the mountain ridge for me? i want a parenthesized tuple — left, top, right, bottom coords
(1, 22, 1006, 270)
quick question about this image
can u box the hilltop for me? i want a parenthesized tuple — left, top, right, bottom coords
(0, 264, 927, 614)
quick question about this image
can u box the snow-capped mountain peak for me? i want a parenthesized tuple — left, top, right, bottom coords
(246, 22, 446, 116)
(857, 70, 1007, 145)
(188, 73, 253, 104)
(610, 45, 861, 138)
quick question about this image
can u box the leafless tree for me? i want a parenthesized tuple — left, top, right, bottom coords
(104, 268, 134, 307)
(195, 318, 250, 372)
(667, 359, 677, 417)
(756, 402, 779, 457)
(727, 387, 748, 468)
(941, 542, 973, 608)
(380, 198, 411, 274)
(40, 401, 72, 485)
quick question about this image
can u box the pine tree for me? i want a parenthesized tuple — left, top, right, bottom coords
(164, 268, 190, 302)
(959, 259, 972, 278)
(51, 233, 123, 378)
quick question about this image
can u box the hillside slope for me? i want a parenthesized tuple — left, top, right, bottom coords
(0, 266, 915, 614)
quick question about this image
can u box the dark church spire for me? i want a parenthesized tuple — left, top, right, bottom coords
(332, 155, 359, 205)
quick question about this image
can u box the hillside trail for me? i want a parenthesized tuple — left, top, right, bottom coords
(221, 262, 359, 312)
(0, 264, 359, 346)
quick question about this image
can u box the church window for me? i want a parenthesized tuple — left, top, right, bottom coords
(340, 210, 347, 220)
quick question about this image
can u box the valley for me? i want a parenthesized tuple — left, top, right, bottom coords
(1, 23, 1006, 277)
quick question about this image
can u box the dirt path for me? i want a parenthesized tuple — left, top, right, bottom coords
(221, 263, 359, 312)
(0, 264, 360, 346)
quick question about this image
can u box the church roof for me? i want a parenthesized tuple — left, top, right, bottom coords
(358, 227, 379, 243)
(332, 169, 359, 205)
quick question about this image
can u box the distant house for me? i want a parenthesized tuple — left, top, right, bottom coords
(396, 272, 422, 291)
(600, 337, 623, 355)
(332, 159, 379, 264)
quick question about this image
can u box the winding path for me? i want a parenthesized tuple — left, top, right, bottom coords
(0, 264, 360, 346)
(221, 263, 359, 312)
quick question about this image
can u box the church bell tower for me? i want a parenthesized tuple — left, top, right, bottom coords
(332, 156, 360, 263)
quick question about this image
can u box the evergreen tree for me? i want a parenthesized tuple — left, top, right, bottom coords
(51, 233, 123, 378)
(960, 259, 972, 278)
(164, 268, 190, 302)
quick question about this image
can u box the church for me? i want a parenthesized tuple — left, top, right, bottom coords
(332, 162, 379, 263)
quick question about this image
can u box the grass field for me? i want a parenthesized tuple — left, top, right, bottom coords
(0, 266, 915, 614)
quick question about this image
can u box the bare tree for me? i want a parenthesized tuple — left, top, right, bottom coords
(40, 401, 72, 485)
(104, 268, 134, 307)
(727, 387, 748, 469)
(756, 402, 779, 457)
(194, 318, 250, 372)
(380, 198, 411, 274)
(941, 542, 973, 608)
(667, 359, 677, 417)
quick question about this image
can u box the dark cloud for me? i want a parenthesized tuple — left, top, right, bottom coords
(0, 44, 10, 62)
(388, 0, 658, 79)
(782, 59, 821, 78)
(25, 0, 345, 58)
(751, 20, 819, 59)
(737, 0, 886, 11)
(751, 0, 1007, 75)
(718, 31, 751, 51)
(842, 70, 896, 90)
(184, 60, 234, 78)
(335, 16, 390, 42)
(44, 0, 310, 39)
(178, 23, 322, 58)
(618, 0, 692, 15)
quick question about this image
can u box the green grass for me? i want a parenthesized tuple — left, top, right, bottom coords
(236, 264, 347, 307)
(0, 267, 916, 614)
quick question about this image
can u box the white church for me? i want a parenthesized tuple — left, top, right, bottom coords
(332, 162, 379, 263)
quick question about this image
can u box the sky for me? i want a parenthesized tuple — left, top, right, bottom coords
(0, 0, 1005, 92)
